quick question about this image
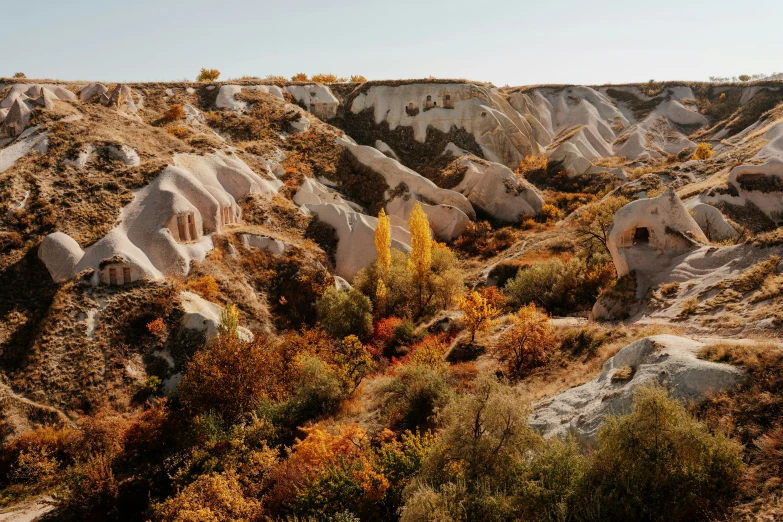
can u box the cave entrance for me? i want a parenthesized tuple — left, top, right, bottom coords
(634, 227, 650, 244)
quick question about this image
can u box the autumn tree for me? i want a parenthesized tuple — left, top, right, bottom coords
(350, 75, 367, 83)
(692, 142, 715, 161)
(197, 68, 221, 82)
(217, 303, 239, 338)
(574, 195, 629, 256)
(495, 304, 558, 380)
(408, 203, 432, 315)
(316, 287, 374, 341)
(291, 72, 309, 82)
(153, 470, 263, 522)
(179, 332, 283, 423)
(375, 208, 392, 276)
(457, 290, 499, 342)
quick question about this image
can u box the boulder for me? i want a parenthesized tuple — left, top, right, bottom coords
(240, 234, 291, 255)
(686, 202, 739, 242)
(179, 291, 253, 341)
(38, 232, 84, 282)
(607, 188, 708, 277)
(452, 156, 544, 222)
(530, 335, 745, 443)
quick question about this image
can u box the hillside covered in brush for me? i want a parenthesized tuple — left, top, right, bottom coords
(0, 75, 782, 521)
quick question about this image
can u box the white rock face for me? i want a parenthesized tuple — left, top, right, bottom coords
(685, 201, 739, 242)
(79, 83, 109, 101)
(294, 177, 356, 212)
(0, 128, 49, 173)
(452, 156, 545, 222)
(349, 83, 540, 167)
(703, 158, 783, 224)
(39, 152, 279, 285)
(386, 196, 470, 241)
(304, 203, 411, 280)
(38, 232, 85, 282)
(180, 291, 253, 341)
(511, 85, 708, 176)
(63, 143, 94, 169)
(215, 85, 285, 110)
(607, 188, 708, 278)
(240, 234, 291, 255)
(339, 135, 475, 219)
(105, 144, 140, 166)
(284, 84, 339, 119)
(374, 139, 399, 160)
(216, 83, 337, 118)
(530, 335, 745, 443)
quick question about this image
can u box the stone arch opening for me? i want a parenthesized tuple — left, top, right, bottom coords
(634, 227, 650, 244)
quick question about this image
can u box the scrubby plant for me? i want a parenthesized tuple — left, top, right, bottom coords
(589, 384, 745, 521)
(494, 304, 558, 380)
(197, 68, 221, 82)
(692, 142, 715, 161)
(311, 73, 338, 83)
(453, 221, 517, 258)
(164, 103, 185, 122)
(377, 363, 452, 432)
(167, 125, 190, 138)
(316, 287, 374, 341)
(502, 253, 615, 315)
(13, 72, 26, 78)
(291, 72, 309, 82)
(538, 203, 561, 222)
(350, 75, 367, 83)
(179, 332, 283, 423)
(152, 470, 262, 522)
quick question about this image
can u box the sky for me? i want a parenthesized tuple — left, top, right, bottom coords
(4, 0, 783, 86)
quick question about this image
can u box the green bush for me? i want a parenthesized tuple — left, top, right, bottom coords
(502, 253, 615, 315)
(316, 287, 373, 341)
(377, 364, 452, 432)
(587, 384, 745, 521)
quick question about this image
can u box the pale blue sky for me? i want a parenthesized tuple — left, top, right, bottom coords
(4, 0, 782, 85)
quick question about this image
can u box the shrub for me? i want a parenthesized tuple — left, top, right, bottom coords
(502, 253, 615, 315)
(311, 73, 338, 83)
(377, 364, 452, 432)
(168, 125, 190, 138)
(13, 72, 26, 78)
(197, 68, 221, 82)
(453, 221, 517, 258)
(179, 333, 283, 423)
(164, 103, 185, 122)
(494, 304, 559, 380)
(589, 384, 745, 521)
(350, 75, 367, 82)
(692, 142, 715, 161)
(291, 72, 309, 82)
(538, 203, 561, 222)
(429, 372, 539, 480)
(184, 275, 220, 302)
(55, 453, 120, 520)
(153, 470, 262, 522)
(316, 287, 374, 341)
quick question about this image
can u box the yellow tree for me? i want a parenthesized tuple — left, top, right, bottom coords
(375, 208, 392, 275)
(495, 304, 558, 380)
(408, 203, 432, 315)
(458, 290, 500, 342)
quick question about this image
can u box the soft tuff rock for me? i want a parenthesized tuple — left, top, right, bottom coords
(530, 335, 745, 443)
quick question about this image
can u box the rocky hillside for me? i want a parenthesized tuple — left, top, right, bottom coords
(0, 76, 781, 521)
